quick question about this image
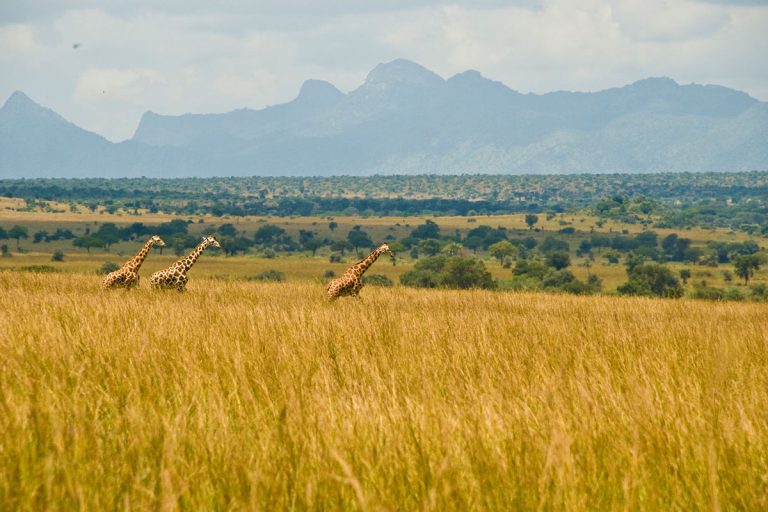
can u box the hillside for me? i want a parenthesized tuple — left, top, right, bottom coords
(2, 59, 767, 177)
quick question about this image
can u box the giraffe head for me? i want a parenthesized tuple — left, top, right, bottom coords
(379, 242, 395, 258)
(204, 234, 222, 249)
(150, 235, 166, 247)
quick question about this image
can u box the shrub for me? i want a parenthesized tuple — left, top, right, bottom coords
(323, 270, 336, 279)
(250, 270, 285, 282)
(541, 270, 601, 295)
(97, 261, 120, 275)
(618, 263, 684, 298)
(439, 258, 495, 290)
(363, 274, 394, 287)
(400, 256, 495, 290)
(749, 283, 768, 301)
(691, 285, 725, 301)
(723, 287, 745, 301)
(51, 250, 65, 262)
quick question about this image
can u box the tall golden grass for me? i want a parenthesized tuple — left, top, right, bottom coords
(1, 271, 766, 510)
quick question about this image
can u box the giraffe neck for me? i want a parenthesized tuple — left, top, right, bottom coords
(352, 246, 385, 276)
(126, 239, 155, 271)
(174, 240, 210, 274)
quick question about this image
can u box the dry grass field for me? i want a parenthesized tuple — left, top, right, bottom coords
(1, 271, 767, 510)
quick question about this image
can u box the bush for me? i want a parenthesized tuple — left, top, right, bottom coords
(691, 285, 725, 301)
(329, 253, 342, 263)
(97, 261, 120, 275)
(51, 250, 65, 262)
(749, 283, 768, 301)
(545, 251, 571, 270)
(400, 256, 495, 290)
(250, 269, 285, 282)
(363, 274, 394, 287)
(723, 287, 745, 301)
(541, 270, 601, 295)
(617, 263, 684, 298)
(323, 270, 336, 278)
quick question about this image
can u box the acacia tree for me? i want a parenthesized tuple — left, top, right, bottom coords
(347, 228, 372, 254)
(733, 254, 765, 285)
(73, 236, 104, 254)
(8, 225, 29, 250)
(524, 214, 539, 230)
(488, 240, 517, 264)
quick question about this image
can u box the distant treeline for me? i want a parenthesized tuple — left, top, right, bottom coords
(2, 172, 768, 223)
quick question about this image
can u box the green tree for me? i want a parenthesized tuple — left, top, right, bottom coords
(410, 220, 440, 239)
(328, 221, 338, 233)
(347, 228, 373, 254)
(218, 223, 238, 237)
(95, 223, 122, 249)
(441, 242, 463, 257)
(545, 251, 571, 270)
(488, 240, 517, 264)
(679, 268, 691, 285)
(400, 256, 495, 290)
(73, 236, 104, 254)
(254, 224, 285, 245)
(303, 238, 324, 256)
(8, 225, 28, 250)
(617, 263, 684, 298)
(418, 239, 442, 257)
(524, 214, 539, 230)
(733, 254, 765, 285)
(439, 258, 495, 289)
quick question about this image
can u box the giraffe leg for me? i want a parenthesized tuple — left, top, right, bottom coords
(351, 279, 363, 298)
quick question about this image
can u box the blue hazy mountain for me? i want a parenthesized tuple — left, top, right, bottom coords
(2, 59, 766, 177)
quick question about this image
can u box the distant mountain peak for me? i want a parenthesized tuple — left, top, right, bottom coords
(364, 59, 444, 87)
(295, 79, 344, 105)
(2, 90, 42, 111)
(628, 76, 679, 90)
(1, 90, 68, 125)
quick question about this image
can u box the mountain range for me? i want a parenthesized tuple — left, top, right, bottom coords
(2, 59, 766, 178)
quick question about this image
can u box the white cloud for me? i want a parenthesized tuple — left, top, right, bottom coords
(0, 24, 45, 58)
(73, 68, 166, 101)
(609, 0, 729, 42)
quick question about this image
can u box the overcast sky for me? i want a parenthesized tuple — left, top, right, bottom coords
(1, 0, 767, 141)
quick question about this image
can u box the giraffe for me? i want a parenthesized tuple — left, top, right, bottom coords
(326, 243, 395, 300)
(102, 234, 166, 290)
(148, 234, 221, 291)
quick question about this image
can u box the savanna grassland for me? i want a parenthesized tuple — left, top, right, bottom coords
(1, 271, 767, 510)
(1, 196, 764, 291)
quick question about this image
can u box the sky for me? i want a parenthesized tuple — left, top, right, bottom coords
(1, 0, 767, 142)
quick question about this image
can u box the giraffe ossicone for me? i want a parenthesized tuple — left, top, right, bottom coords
(102, 235, 166, 290)
(149, 234, 221, 291)
(326, 242, 395, 300)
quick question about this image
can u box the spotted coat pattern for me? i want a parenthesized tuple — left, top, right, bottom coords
(102, 235, 166, 290)
(149, 235, 221, 291)
(326, 243, 395, 300)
